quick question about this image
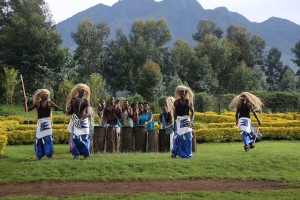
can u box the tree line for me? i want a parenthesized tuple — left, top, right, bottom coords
(1, 0, 300, 110)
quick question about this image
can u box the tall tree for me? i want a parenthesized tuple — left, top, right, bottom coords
(278, 66, 296, 92)
(291, 40, 300, 76)
(188, 55, 218, 93)
(137, 60, 163, 102)
(249, 35, 266, 67)
(226, 25, 253, 66)
(192, 19, 223, 42)
(72, 19, 110, 79)
(195, 35, 239, 94)
(104, 28, 135, 94)
(171, 39, 195, 82)
(0, 0, 72, 93)
(129, 18, 171, 89)
(87, 73, 106, 107)
(227, 61, 257, 93)
(264, 47, 284, 91)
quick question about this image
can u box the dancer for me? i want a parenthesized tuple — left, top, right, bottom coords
(229, 92, 263, 152)
(67, 83, 92, 159)
(171, 85, 194, 158)
(26, 89, 61, 160)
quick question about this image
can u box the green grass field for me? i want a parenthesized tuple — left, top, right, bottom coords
(1, 141, 299, 199)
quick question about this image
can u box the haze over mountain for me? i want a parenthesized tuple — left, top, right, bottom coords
(56, 0, 300, 70)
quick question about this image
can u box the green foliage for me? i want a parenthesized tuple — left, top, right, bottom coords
(0, 134, 8, 156)
(227, 61, 258, 93)
(127, 93, 144, 104)
(87, 73, 106, 107)
(56, 79, 74, 111)
(137, 60, 163, 102)
(72, 19, 110, 79)
(194, 93, 217, 113)
(157, 96, 167, 107)
(1, 67, 19, 105)
(192, 19, 223, 42)
(291, 40, 300, 68)
(171, 39, 195, 82)
(218, 93, 236, 111)
(165, 74, 182, 96)
(264, 47, 284, 91)
(103, 29, 134, 93)
(129, 18, 171, 90)
(264, 92, 300, 112)
(278, 67, 296, 91)
(226, 25, 252, 65)
(0, 0, 72, 94)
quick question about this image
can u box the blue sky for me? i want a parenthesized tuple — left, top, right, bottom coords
(46, 0, 300, 25)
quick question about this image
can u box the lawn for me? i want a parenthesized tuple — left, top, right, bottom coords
(1, 141, 299, 199)
(1, 141, 299, 184)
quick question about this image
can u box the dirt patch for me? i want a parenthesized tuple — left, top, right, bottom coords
(0, 179, 297, 197)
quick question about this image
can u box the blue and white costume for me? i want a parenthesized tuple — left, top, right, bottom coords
(68, 114, 90, 157)
(239, 117, 260, 145)
(172, 115, 192, 158)
(35, 117, 54, 158)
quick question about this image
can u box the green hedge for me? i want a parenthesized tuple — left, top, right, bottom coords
(195, 127, 300, 143)
(0, 134, 8, 156)
(6, 129, 71, 145)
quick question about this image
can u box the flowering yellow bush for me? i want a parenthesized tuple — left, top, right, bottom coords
(1, 111, 300, 146)
(0, 134, 7, 156)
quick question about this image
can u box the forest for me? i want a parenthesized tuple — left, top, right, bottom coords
(1, 0, 300, 113)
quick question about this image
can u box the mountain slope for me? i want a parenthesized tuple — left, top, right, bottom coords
(56, 0, 300, 69)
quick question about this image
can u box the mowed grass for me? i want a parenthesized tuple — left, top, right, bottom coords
(1, 190, 300, 200)
(1, 141, 300, 200)
(1, 141, 299, 185)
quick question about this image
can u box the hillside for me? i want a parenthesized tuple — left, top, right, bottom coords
(56, 0, 300, 70)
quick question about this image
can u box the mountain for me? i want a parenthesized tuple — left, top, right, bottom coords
(56, 0, 300, 70)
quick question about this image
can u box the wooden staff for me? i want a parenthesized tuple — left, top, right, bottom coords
(20, 74, 29, 124)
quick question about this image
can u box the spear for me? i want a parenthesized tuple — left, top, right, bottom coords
(20, 74, 29, 124)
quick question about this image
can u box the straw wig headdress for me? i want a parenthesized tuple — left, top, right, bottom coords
(166, 96, 175, 117)
(174, 85, 194, 102)
(33, 89, 50, 104)
(66, 83, 91, 108)
(229, 92, 263, 112)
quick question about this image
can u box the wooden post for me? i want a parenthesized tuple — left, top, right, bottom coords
(20, 74, 29, 124)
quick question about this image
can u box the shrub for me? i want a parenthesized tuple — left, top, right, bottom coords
(0, 134, 8, 156)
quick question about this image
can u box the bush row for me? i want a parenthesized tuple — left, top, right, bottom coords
(3, 125, 300, 145)
(0, 134, 7, 156)
(6, 129, 71, 145)
(207, 120, 300, 128)
(195, 127, 300, 143)
(2, 112, 300, 125)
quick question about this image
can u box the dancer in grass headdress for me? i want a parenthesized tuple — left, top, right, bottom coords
(66, 83, 92, 159)
(171, 85, 195, 158)
(229, 92, 263, 152)
(26, 89, 61, 160)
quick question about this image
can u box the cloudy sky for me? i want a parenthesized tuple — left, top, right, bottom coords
(45, 0, 300, 25)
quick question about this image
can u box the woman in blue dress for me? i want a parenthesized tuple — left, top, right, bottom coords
(137, 102, 154, 132)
